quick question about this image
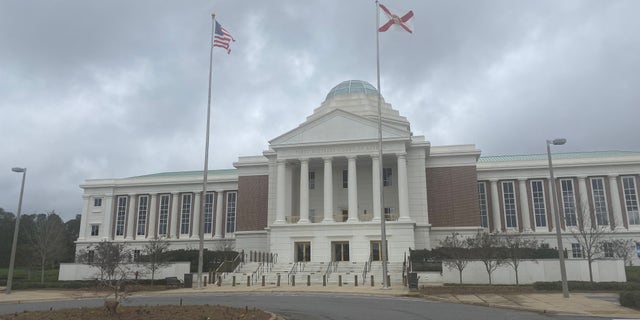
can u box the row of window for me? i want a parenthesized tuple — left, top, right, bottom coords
(478, 176, 640, 229)
(93, 192, 237, 238)
(305, 168, 393, 190)
(570, 242, 616, 258)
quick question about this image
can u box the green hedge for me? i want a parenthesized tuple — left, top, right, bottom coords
(534, 281, 640, 291)
(626, 266, 640, 283)
(161, 250, 238, 272)
(620, 291, 640, 309)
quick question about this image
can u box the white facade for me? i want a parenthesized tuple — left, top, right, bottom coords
(76, 80, 640, 267)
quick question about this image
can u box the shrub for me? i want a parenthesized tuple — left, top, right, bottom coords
(534, 281, 640, 292)
(619, 291, 640, 309)
(626, 266, 640, 283)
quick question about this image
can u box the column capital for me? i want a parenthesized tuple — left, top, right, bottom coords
(370, 154, 380, 159)
(322, 156, 333, 161)
(277, 159, 287, 164)
(149, 193, 158, 197)
(299, 157, 309, 162)
(128, 193, 136, 197)
(517, 178, 528, 182)
(608, 174, 620, 179)
(396, 152, 407, 158)
(346, 155, 358, 160)
(489, 178, 500, 183)
(576, 175, 588, 180)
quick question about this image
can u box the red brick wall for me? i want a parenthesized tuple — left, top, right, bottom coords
(236, 175, 269, 231)
(426, 166, 480, 227)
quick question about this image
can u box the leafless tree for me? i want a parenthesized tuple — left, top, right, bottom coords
(142, 237, 170, 285)
(570, 205, 609, 283)
(439, 233, 470, 284)
(26, 212, 66, 283)
(500, 233, 538, 285)
(77, 241, 134, 314)
(468, 232, 506, 285)
(607, 238, 636, 266)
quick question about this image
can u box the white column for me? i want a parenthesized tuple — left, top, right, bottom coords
(577, 176, 591, 229)
(490, 179, 502, 232)
(147, 193, 158, 239)
(275, 160, 286, 224)
(347, 156, 358, 222)
(608, 175, 625, 230)
(298, 158, 310, 223)
(191, 192, 201, 238)
(518, 179, 532, 232)
(371, 155, 382, 222)
(78, 195, 90, 240)
(397, 153, 410, 222)
(547, 179, 557, 232)
(126, 194, 136, 240)
(170, 193, 179, 239)
(323, 157, 334, 223)
(102, 195, 113, 240)
(214, 191, 224, 239)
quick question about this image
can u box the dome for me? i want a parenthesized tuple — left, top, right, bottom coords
(325, 80, 379, 101)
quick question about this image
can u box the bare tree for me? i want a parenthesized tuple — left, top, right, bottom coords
(468, 232, 506, 285)
(607, 238, 636, 266)
(142, 237, 170, 285)
(439, 233, 470, 284)
(77, 241, 134, 314)
(215, 238, 236, 251)
(26, 212, 66, 283)
(500, 233, 538, 285)
(571, 205, 609, 283)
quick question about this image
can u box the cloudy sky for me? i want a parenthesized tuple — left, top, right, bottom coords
(2, 0, 639, 221)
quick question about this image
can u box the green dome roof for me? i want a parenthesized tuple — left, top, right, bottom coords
(325, 80, 379, 101)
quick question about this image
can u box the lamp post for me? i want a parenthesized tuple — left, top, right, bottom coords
(6, 167, 26, 295)
(546, 139, 569, 298)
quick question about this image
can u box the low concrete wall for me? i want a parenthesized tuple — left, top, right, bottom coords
(58, 262, 191, 281)
(442, 259, 626, 284)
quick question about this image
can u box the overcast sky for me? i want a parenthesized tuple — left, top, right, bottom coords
(2, 0, 639, 221)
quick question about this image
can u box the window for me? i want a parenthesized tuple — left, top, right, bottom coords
(88, 250, 95, 264)
(478, 182, 489, 228)
(133, 250, 141, 262)
(180, 193, 192, 235)
(90, 224, 99, 236)
(383, 168, 393, 187)
(622, 176, 640, 225)
(540, 243, 550, 249)
(502, 181, 518, 228)
(342, 169, 348, 188)
(226, 192, 237, 233)
(530, 180, 547, 228)
(561, 179, 578, 227)
(137, 195, 148, 236)
(603, 242, 614, 258)
(309, 209, 316, 222)
(115, 196, 127, 236)
(591, 178, 609, 226)
(384, 207, 396, 221)
(158, 194, 169, 236)
(571, 243, 583, 258)
(309, 172, 315, 190)
(93, 198, 102, 207)
(204, 192, 214, 234)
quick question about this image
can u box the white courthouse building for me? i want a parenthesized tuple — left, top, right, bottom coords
(75, 80, 640, 266)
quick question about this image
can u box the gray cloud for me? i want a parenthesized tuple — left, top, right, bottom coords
(1, 0, 639, 221)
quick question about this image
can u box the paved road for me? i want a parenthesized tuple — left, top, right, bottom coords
(0, 292, 600, 320)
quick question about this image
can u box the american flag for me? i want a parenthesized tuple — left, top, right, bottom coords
(214, 20, 235, 54)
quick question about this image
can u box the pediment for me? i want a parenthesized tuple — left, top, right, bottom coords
(270, 109, 409, 147)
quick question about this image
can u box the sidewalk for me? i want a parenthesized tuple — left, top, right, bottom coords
(2, 285, 640, 318)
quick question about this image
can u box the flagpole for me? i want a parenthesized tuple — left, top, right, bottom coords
(198, 12, 216, 290)
(376, 0, 390, 289)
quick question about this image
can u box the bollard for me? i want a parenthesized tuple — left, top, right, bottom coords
(262, 275, 265, 287)
(371, 275, 374, 287)
(247, 275, 251, 287)
(355, 275, 358, 287)
(232, 275, 236, 287)
(387, 275, 391, 287)
(307, 275, 311, 286)
(217, 275, 222, 286)
(277, 274, 281, 287)
(338, 275, 342, 287)
(204, 276, 207, 287)
(323, 274, 327, 286)
(291, 275, 295, 286)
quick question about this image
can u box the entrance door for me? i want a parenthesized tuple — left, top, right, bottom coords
(295, 242, 311, 262)
(370, 241, 381, 261)
(332, 241, 350, 261)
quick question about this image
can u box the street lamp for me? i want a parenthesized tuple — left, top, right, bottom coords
(546, 139, 569, 298)
(6, 167, 26, 295)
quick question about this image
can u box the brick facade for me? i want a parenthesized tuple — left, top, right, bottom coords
(236, 175, 269, 231)
(426, 166, 480, 227)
